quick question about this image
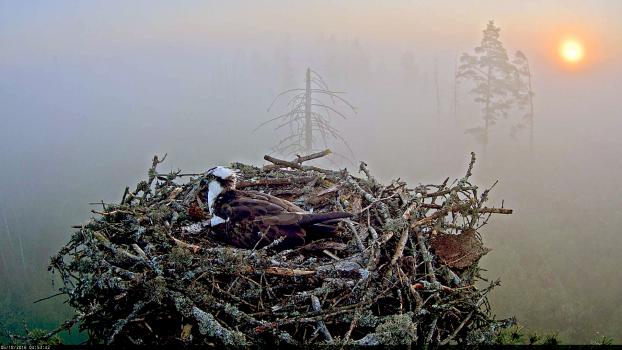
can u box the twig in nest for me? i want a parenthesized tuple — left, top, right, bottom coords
(263, 154, 334, 175)
(440, 311, 474, 345)
(391, 228, 410, 265)
(167, 233, 200, 253)
(264, 267, 315, 276)
(237, 176, 317, 189)
(357, 193, 399, 215)
(295, 149, 332, 164)
(336, 200, 365, 251)
(33, 292, 65, 304)
(310, 295, 333, 342)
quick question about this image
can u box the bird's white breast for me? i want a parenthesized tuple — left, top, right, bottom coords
(207, 180, 228, 226)
(207, 180, 223, 214)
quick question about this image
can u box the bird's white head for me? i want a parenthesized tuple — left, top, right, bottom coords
(201, 166, 239, 218)
(208, 166, 238, 183)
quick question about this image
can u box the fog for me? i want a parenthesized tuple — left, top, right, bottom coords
(1, 0, 621, 344)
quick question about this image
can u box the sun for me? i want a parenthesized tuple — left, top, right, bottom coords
(559, 39, 584, 64)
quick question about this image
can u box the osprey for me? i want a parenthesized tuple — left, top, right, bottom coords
(200, 166, 351, 250)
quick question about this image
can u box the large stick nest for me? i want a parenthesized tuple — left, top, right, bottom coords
(49, 150, 515, 346)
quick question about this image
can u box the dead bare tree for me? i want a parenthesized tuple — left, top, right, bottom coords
(255, 68, 356, 159)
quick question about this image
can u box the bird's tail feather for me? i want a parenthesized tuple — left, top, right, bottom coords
(305, 224, 339, 240)
(298, 212, 351, 226)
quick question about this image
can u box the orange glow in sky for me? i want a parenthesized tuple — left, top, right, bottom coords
(559, 38, 585, 64)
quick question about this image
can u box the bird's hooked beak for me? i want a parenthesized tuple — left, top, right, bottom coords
(198, 178, 210, 197)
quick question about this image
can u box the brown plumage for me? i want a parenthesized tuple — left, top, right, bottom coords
(211, 189, 351, 249)
(201, 166, 351, 250)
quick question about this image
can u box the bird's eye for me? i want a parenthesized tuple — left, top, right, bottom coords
(200, 177, 212, 187)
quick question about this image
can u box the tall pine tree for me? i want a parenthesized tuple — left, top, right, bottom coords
(458, 20, 518, 153)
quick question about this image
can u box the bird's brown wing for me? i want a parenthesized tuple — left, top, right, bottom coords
(224, 190, 351, 227)
(261, 212, 352, 227)
(260, 212, 306, 226)
(221, 197, 287, 221)
(223, 198, 308, 226)
(239, 190, 305, 213)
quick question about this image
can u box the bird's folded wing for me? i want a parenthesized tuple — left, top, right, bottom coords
(241, 190, 305, 212)
(260, 212, 351, 226)
(259, 212, 305, 226)
(223, 198, 287, 220)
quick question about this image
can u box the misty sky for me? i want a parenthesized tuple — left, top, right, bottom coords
(2, 0, 621, 172)
(1, 0, 621, 343)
